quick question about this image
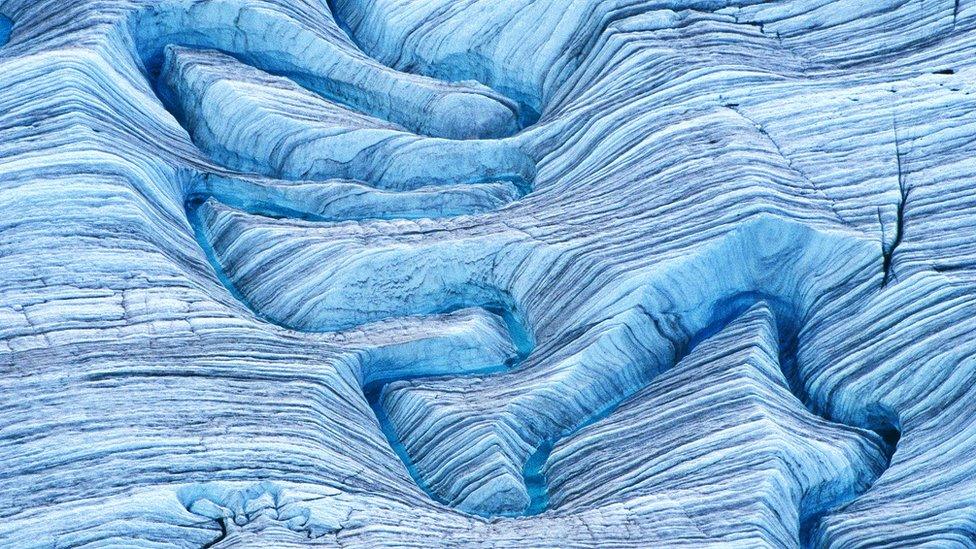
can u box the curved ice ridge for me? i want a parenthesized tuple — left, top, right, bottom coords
(156, 46, 535, 194)
(131, 1, 529, 140)
(327, 0, 543, 128)
(544, 303, 894, 546)
(133, 1, 541, 221)
(191, 187, 900, 524)
(376, 215, 901, 518)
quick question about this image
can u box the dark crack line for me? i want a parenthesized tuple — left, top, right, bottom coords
(883, 118, 911, 288)
(199, 517, 228, 549)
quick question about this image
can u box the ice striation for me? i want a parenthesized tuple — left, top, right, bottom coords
(3, 0, 976, 547)
(543, 303, 893, 547)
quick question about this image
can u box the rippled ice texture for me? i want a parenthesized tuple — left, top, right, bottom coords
(2, 0, 976, 547)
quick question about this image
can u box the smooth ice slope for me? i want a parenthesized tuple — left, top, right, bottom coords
(3, 0, 976, 548)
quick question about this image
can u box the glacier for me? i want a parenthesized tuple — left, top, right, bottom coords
(3, 0, 976, 547)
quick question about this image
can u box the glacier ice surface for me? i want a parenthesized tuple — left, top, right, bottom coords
(3, 0, 976, 547)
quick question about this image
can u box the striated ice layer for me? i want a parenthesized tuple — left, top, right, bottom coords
(3, 0, 976, 547)
(543, 303, 893, 546)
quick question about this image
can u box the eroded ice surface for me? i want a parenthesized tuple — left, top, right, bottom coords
(3, 0, 976, 547)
